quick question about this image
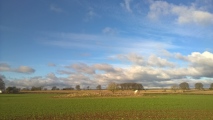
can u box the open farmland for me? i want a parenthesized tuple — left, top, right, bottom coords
(1, 91, 213, 120)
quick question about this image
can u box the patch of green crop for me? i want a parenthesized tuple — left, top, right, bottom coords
(0, 94, 213, 119)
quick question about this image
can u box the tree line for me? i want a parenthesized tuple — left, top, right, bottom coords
(107, 82, 144, 93)
(1, 77, 213, 94)
(107, 82, 213, 93)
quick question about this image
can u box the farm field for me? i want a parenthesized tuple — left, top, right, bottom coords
(0, 91, 213, 120)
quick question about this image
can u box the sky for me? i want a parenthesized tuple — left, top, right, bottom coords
(0, 0, 213, 89)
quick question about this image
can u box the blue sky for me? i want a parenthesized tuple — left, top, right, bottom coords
(0, 0, 213, 89)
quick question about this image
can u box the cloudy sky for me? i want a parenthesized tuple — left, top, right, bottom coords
(0, 0, 213, 89)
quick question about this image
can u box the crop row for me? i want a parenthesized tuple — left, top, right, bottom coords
(0, 94, 213, 119)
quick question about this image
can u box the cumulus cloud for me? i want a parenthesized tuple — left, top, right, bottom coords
(147, 55, 175, 68)
(187, 51, 213, 78)
(166, 51, 213, 79)
(2, 51, 213, 89)
(0, 63, 11, 71)
(116, 51, 213, 82)
(117, 53, 175, 68)
(66, 63, 95, 74)
(0, 63, 35, 74)
(64, 63, 119, 75)
(57, 70, 73, 75)
(5, 73, 66, 89)
(46, 73, 58, 80)
(127, 66, 171, 81)
(93, 63, 117, 73)
(174, 52, 188, 61)
(117, 53, 144, 65)
(148, 1, 213, 25)
(14, 66, 35, 74)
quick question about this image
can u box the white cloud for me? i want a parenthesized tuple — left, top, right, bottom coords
(189, 51, 213, 62)
(0, 63, 11, 71)
(169, 51, 213, 79)
(148, 1, 171, 20)
(117, 53, 144, 65)
(66, 63, 95, 74)
(88, 10, 96, 17)
(85, 7, 98, 21)
(102, 27, 118, 35)
(14, 66, 35, 74)
(50, 4, 63, 13)
(0, 63, 35, 74)
(187, 51, 213, 78)
(147, 55, 175, 68)
(117, 53, 175, 68)
(121, 0, 133, 12)
(57, 70, 73, 75)
(148, 1, 213, 25)
(46, 73, 58, 80)
(175, 53, 188, 61)
(3, 51, 213, 89)
(93, 63, 117, 73)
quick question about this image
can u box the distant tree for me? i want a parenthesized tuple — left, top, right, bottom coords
(96, 85, 102, 90)
(0, 77, 5, 92)
(195, 83, 203, 90)
(171, 84, 179, 92)
(75, 85, 81, 90)
(22, 87, 30, 91)
(43, 88, 48, 90)
(119, 83, 144, 90)
(107, 82, 118, 94)
(62, 87, 74, 90)
(6, 86, 20, 94)
(52, 86, 59, 90)
(31, 86, 43, 91)
(52, 86, 57, 90)
(179, 82, 190, 91)
(162, 87, 166, 92)
(209, 83, 213, 90)
(132, 83, 144, 90)
(87, 86, 90, 90)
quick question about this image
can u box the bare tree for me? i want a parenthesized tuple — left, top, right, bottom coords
(107, 82, 118, 94)
(75, 85, 81, 90)
(22, 87, 30, 91)
(0, 77, 5, 92)
(195, 83, 203, 90)
(52, 86, 59, 90)
(209, 83, 213, 90)
(171, 84, 179, 92)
